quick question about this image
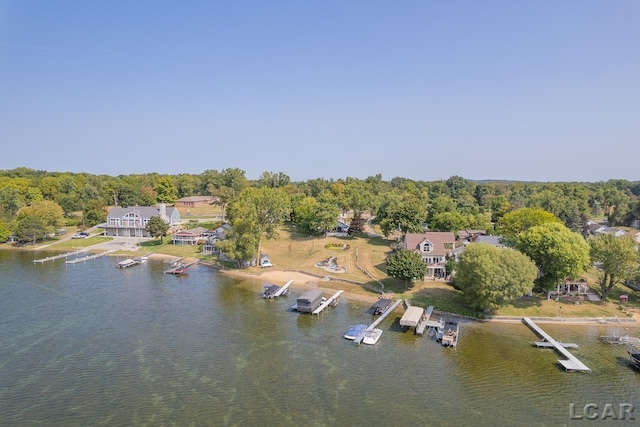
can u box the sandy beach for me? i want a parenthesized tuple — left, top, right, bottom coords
(214, 265, 383, 305)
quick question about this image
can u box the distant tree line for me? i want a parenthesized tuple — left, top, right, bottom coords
(1, 167, 639, 252)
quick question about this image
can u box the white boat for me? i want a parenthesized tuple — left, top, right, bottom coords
(344, 324, 367, 340)
(362, 328, 383, 345)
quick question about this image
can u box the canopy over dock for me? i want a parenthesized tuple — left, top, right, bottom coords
(400, 306, 424, 328)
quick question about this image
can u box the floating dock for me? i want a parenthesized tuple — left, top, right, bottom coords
(33, 249, 89, 263)
(65, 250, 117, 264)
(522, 317, 590, 372)
(312, 290, 344, 315)
(354, 299, 403, 345)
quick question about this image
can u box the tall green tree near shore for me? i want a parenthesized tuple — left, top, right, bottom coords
(226, 187, 290, 262)
(455, 243, 537, 312)
(0, 219, 11, 242)
(515, 222, 591, 290)
(589, 234, 640, 300)
(385, 248, 427, 289)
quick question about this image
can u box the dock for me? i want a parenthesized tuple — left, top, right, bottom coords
(33, 249, 89, 263)
(416, 305, 434, 335)
(522, 317, 590, 372)
(273, 280, 294, 297)
(65, 250, 116, 264)
(354, 299, 403, 344)
(312, 290, 344, 315)
(117, 258, 142, 268)
(164, 262, 196, 274)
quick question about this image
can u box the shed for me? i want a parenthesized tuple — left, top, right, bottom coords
(400, 306, 425, 328)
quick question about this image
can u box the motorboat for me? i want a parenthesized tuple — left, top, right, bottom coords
(362, 328, 383, 345)
(344, 324, 367, 340)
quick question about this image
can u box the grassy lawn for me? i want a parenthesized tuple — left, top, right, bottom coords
(45, 236, 113, 250)
(138, 238, 205, 258)
(258, 225, 392, 286)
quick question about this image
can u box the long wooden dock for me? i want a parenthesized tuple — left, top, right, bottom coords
(273, 280, 294, 297)
(354, 299, 403, 344)
(65, 250, 117, 264)
(522, 317, 590, 372)
(33, 249, 89, 263)
(312, 290, 344, 315)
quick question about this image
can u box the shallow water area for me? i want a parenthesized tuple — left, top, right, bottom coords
(1, 250, 639, 426)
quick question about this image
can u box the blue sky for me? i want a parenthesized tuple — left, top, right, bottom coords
(1, 1, 638, 182)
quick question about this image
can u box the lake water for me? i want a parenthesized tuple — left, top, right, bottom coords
(1, 250, 639, 426)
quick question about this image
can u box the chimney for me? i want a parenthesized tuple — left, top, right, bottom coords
(159, 203, 168, 222)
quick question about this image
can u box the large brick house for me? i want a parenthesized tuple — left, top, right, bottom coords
(403, 232, 455, 278)
(100, 204, 181, 237)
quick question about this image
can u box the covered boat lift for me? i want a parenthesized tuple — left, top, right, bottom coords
(400, 306, 424, 329)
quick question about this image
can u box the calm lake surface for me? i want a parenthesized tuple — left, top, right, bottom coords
(1, 250, 639, 426)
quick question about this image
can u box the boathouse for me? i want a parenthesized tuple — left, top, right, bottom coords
(296, 289, 324, 313)
(372, 298, 392, 315)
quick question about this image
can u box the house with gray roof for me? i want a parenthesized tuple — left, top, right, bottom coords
(100, 204, 181, 238)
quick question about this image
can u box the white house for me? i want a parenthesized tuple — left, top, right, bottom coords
(404, 232, 455, 278)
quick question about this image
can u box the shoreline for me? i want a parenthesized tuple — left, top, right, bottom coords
(5, 245, 639, 326)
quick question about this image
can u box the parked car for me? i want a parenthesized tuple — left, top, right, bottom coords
(71, 231, 90, 239)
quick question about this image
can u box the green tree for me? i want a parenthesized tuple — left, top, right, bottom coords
(155, 176, 177, 204)
(0, 219, 10, 242)
(82, 199, 107, 227)
(293, 196, 340, 235)
(455, 243, 538, 312)
(430, 211, 468, 232)
(13, 200, 65, 244)
(145, 215, 169, 242)
(500, 207, 561, 245)
(515, 222, 591, 290)
(386, 249, 427, 289)
(226, 187, 290, 261)
(589, 234, 640, 300)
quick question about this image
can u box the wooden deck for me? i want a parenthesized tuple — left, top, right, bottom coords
(312, 290, 344, 315)
(522, 317, 590, 372)
(415, 305, 434, 335)
(354, 299, 403, 345)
